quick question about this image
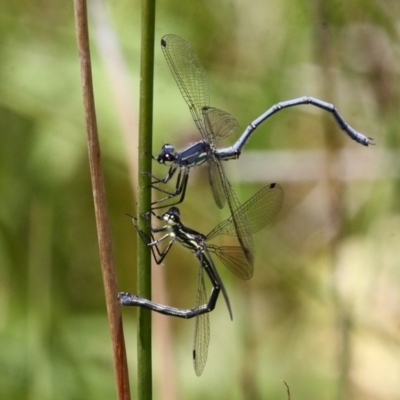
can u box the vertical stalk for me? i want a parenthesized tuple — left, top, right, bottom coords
(137, 0, 156, 399)
(73, 1, 131, 399)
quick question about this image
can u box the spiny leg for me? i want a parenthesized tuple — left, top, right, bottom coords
(151, 167, 190, 209)
(127, 213, 175, 264)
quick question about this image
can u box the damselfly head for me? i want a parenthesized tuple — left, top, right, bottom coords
(162, 206, 181, 225)
(155, 144, 176, 164)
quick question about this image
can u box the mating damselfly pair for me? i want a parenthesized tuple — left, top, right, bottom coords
(119, 34, 372, 376)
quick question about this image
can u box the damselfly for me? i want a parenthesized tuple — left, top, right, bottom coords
(119, 182, 283, 375)
(151, 34, 372, 268)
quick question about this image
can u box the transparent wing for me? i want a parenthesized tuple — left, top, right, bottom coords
(193, 251, 233, 376)
(161, 36, 239, 148)
(207, 183, 284, 241)
(207, 156, 226, 209)
(240, 183, 284, 233)
(207, 244, 253, 280)
(193, 268, 209, 377)
(202, 107, 239, 146)
(221, 166, 255, 265)
(202, 108, 240, 209)
(161, 34, 209, 138)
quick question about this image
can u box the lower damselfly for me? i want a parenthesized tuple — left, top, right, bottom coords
(119, 183, 283, 375)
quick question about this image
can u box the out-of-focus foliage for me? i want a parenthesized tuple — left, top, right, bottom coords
(1, 1, 399, 399)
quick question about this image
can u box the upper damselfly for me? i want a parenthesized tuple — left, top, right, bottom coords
(150, 34, 372, 267)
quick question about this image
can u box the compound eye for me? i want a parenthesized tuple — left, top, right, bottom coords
(164, 214, 178, 224)
(157, 144, 175, 163)
(163, 144, 174, 153)
(165, 153, 174, 161)
(169, 207, 180, 222)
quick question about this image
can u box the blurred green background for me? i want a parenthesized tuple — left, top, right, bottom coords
(1, 1, 399, 399)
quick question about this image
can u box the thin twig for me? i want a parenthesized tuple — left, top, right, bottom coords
(282, 380, 291, 400)
(73, 1, 131, 399)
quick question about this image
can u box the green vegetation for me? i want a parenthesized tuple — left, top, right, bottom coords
(0, 1, 399, 399)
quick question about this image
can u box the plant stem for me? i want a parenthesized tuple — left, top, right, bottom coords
(137, 0, 156, 399)
(73, 1, 131, 399)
